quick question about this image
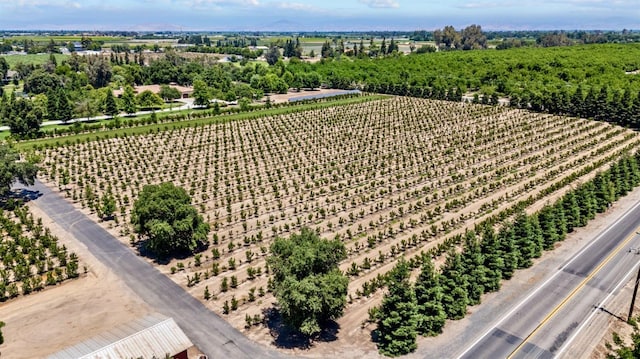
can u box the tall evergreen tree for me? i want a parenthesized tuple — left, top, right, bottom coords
(376, 258, 418, 357)
(553, 199, 569, 240)
(461, 230, 487, 306)
(631, 91, 640, 128)
(575, 182, 597, 226)
(538, 205, 559, 250)
(440, 251, 469, 319)
(513, 212, 536, 268)
(562, 191, 582, 232)
(104, 89, 119, 117)
(595, 86, 610, 122)
(570, 85, 585, 117)
(414, 255, 446, 336)
(583, 86, 598, 119)
(120, 85, 137, 115)
(618, 89, 633, 127)
(57, 87, 72, 123)
(497, 224, 518, 279)
(480, 223, 504, 292)
(593, 172, 615, 212)
(529, 214, 544, 258)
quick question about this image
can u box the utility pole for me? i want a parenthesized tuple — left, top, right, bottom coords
(629, 264, 640, 321)
(629, 247, 640, 322)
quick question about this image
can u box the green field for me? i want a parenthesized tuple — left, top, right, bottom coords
(6, 35, 123, 42)
(0, 53, 69, 68)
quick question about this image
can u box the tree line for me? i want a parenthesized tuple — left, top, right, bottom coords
(288, 43, 640, 129)
(374, 151, 640, 356)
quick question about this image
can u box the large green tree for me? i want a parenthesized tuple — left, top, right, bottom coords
(265, 46, 281, 66)
(120, 85, 137, 115)
(131, 182, 210, 258)
(136, 90, 164, 110)
(159, 85, 181, 102)
(3, 95, 42, 139)
(46, 87, 72, 123)
(192, 78, 211, 108)
(376, 258, 418, 357)
(268, 228, 348, 337)
(0, 58, 8, 80)
(0, 141, 39, 196)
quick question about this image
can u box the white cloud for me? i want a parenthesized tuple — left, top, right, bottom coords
(273, 1, 324, 12)
(358, 0, 399, 9)
(173, 0, 260, 8)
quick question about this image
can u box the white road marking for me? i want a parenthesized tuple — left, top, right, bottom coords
(456, 199, 640, 359)
(555, 260, 640, 358)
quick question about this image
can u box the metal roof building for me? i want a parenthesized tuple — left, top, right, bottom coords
(48, 313, 193, 359)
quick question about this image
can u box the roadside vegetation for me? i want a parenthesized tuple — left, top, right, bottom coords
(607, 316, 640, 358)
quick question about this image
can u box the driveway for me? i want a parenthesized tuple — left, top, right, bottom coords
(27, 180, 286, 359)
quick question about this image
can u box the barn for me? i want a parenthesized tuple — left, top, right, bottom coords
(48, 314, 194, 359)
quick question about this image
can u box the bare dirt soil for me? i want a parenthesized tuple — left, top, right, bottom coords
(0, 203, 151, 359)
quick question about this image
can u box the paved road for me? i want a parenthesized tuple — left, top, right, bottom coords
(0, 98, 195, 131)
(26, 180, 286, 359)
(456, 200, 640, 359)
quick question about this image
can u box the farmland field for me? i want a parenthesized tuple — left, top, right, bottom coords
(38, 96, 640, 351)
(0, 202, 82, 300)
(0, 53, 69, 67)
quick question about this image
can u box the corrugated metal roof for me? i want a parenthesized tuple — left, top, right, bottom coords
(48, 313, 193, 359)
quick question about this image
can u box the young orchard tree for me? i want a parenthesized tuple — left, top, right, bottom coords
(131, 182, 210, 258)
(267, 227, 348, 337)
(101, 186, 116, 220)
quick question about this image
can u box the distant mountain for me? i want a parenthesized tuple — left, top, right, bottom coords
(255, 19, 307, 32)
(128, 23, 184, 32)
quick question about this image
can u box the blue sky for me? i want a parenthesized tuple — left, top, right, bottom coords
(0, 0, 638, 31)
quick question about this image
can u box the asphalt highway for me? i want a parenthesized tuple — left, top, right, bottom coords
(27, 180, 285, 359)
(457, 200, 640, 359)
